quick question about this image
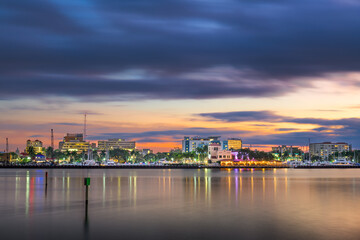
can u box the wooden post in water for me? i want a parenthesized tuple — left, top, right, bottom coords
(83, 177, 90, 237)
(44, 171, 48, 198)
(84, 178, 90, 204)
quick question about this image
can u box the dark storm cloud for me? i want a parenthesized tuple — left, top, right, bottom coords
(243, 131, 334, 146)
(1, 0, 360, 100)
(198, 110, 360, 126)
(199, 111, 284, 122)
(0, 76, 289, 100)
(199, 110, 360, 146)
(244, 128, 360, 147)
(1, 0, 88, 35)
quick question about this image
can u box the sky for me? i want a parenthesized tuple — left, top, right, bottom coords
(1, 0, 360, 152)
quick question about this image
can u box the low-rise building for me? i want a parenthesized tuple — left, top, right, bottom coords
(0, 152, 11, 163)
(208, 143, 222, 162)
(217, 150, 232, 160)
(97, 139, 136, 151)
(35, 154, 46, 162)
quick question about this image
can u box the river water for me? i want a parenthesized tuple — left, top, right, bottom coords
(1, 168, 360, 240)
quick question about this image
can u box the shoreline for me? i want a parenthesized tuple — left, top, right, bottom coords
(0, 165, 359, 169)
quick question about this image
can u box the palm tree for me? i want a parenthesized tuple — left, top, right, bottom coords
(196, 145, 208, 163)
(27, 146, 36, 160)
(70, 151, 77, 163)
(92, 150, 99, 161)
(144, 153, 156, 162)
(45, 147, 54, 159)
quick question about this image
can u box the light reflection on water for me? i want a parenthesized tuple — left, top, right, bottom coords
(1, 169, 360, 240)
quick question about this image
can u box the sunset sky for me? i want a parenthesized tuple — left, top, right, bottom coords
(1, 0, 360, 152)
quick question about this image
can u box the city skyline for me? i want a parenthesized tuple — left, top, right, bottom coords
(2, 0, 360, 152)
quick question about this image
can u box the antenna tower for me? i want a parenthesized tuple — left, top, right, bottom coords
(84, 113, 87, 141)
(308, 138, 311, 161)
(51, 129, 54, 149)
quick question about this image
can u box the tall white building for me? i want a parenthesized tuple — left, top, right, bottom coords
(309, 142, 351, 160)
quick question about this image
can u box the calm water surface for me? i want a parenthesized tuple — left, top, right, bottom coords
(1, 168, 360, 240)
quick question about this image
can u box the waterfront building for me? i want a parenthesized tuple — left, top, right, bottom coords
(26, 139, 44, 154)
(217, 150, 232, 160)
(97, 139, 136, 151)
(222, 140, 229, 151)
(228, 138, 242, 150)
(0, 152, 11, 163)
(35, 154, 46, 162)
(219, 159, 283, 167)
(310, 142, 351, 160)
(59, 133, 91, 153)
(208, 143, 222, 162)
(208, 143, 236, 163)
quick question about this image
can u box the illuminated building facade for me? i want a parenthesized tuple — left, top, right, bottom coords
(59, 133, 90, 153)
(228, 138, 242, 150)
(310, 142, 351, 160)
(61, 141, 90, 152)
(97, 139, 135, 151)
(217, 150, 232, 160)
(26, 139, 44, 154)
(208, 143, 221, 162)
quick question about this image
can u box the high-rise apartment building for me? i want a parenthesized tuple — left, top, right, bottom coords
(309, 142, 351, 160)
(26, 139, 44, 154)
